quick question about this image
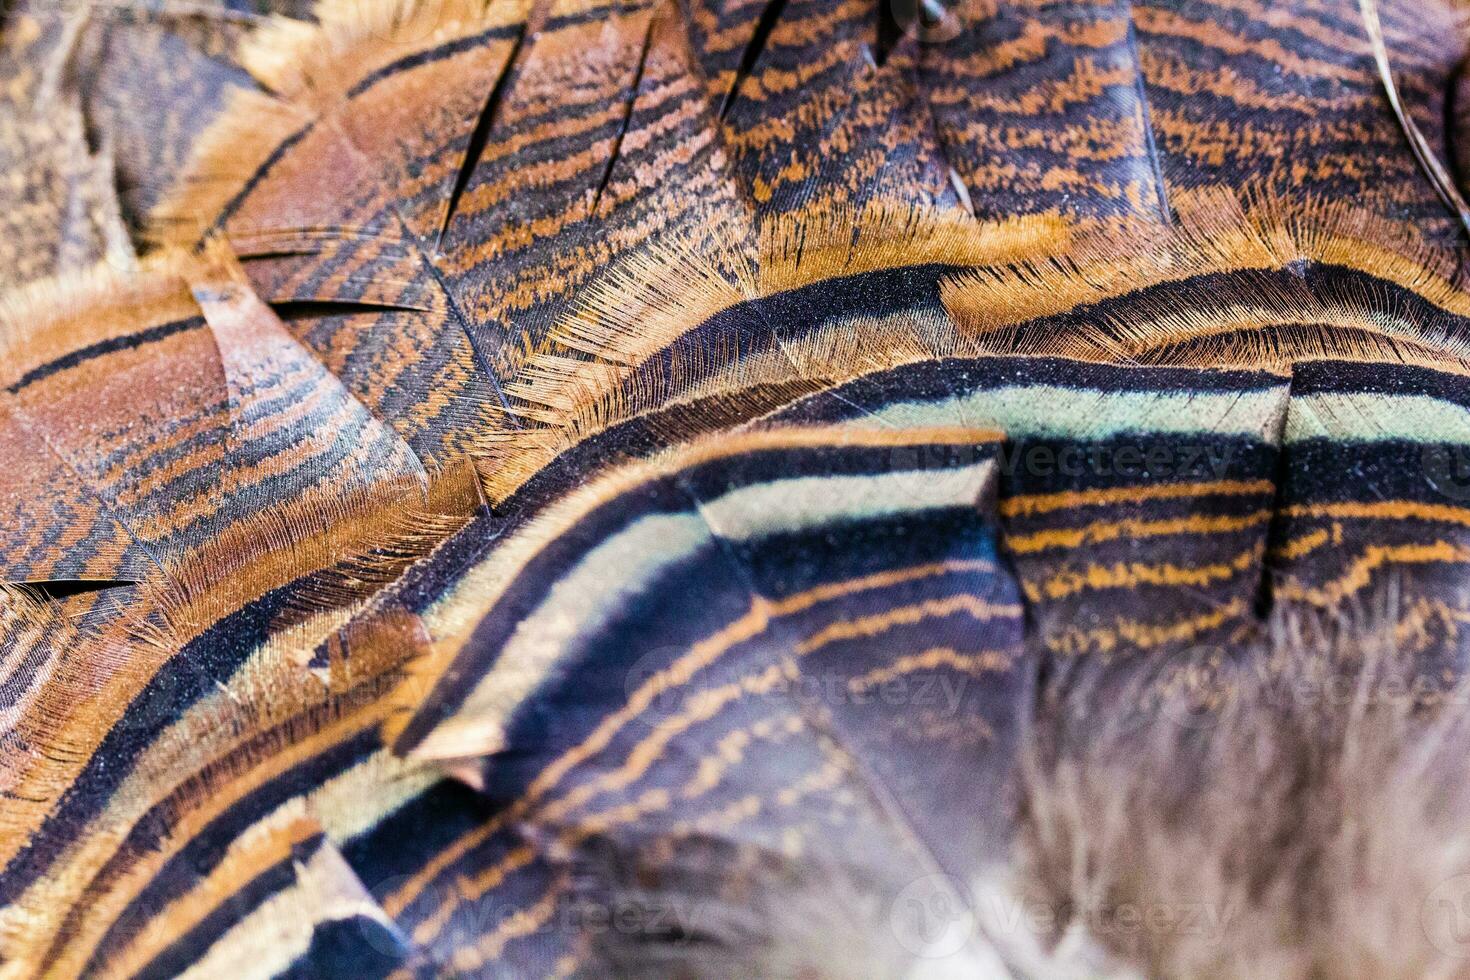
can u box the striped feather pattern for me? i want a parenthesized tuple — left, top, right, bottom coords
(5, 0, 1470, 976)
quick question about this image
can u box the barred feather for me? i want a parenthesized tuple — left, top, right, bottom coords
(5, 0, 1470, 976)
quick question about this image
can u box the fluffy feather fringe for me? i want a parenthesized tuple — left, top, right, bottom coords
(1012, 597, 1470, 979)
(560, 597, 1470, 979)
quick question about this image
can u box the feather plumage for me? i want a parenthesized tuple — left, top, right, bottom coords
(5, 0, 1470, 976)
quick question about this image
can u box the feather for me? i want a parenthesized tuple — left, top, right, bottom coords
(7, 0, 1470, 976)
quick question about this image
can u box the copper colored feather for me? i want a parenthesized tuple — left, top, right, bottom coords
(5, 0, 1470, 976)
